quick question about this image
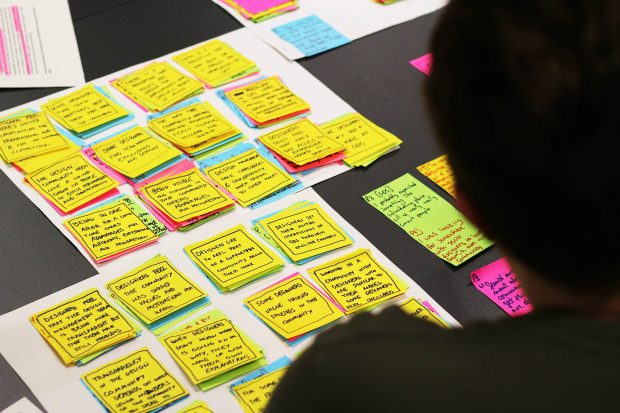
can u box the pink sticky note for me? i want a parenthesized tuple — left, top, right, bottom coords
(471, 258, 533, 317)
(410, 53, 432, 76)
(223, 0, 292, 15)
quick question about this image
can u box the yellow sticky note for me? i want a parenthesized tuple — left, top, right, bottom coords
(26, 153, 117, 213)
(400, 297, 450, 328)
(417, 154, 457, 198)
(31, 289, 137, 365)
(185, 225, 284, 291)
(0, 112, 68, 163)
(112, 62, 203, 112)
(231, 367, 288, 413)
(259, 203, 353, 262)
(320, 113, 402, 166)
(173, 40, 258, 87)
(224, 76, 310, 124)
(175, 401, 214, 413)
(203, 149, 296, 207)
(64, 200, 159, 262)
(160, 313, 263, 385)
(148, 101, 240, 148)
(91, 126, 182, 178)
(258, 119, 344, 165)
(13, 133, 81, 175)
(106, 255, 207, 325)
(82, 348, 189, 413)
(309, 249, 407, 314)
(42, 84, 129, 133)
(244, 273, 343, 340)
(141, 168, 233, 222)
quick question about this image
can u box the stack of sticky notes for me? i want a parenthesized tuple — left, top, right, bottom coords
(177, 401, 214, 413)
(112, 62, 204, 112)
(219, 0, 299, 22)
(200, 142, 300, 208)
(42, 84, 132, 138)
(159, 310, 266, 391)
(218, 76, 310, 128)
(253, 201, 353, 264)
(89, 125, 184, 185)
(25, 152, 119, 215)
(148, 99, 244, 156)
(257, 119, 345, 173)
(184, 224, 284, 292)
(244, 273, 344, 344)
(136, 168, 235, 231)
(31, 289, 139, 365)
(82, 348, 189, 413)
(106, 255, 210, 334)
(400, 297, 451, 328)
(320, 112, 402, 167)
(308, 248, 408, 314)
(173, 40, 260, 88)
(229, 356, 290, 413)
(64, 195, 166, 263)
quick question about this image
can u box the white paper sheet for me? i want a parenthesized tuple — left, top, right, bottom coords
(1, 398, 43, 413)
(0, 0, 84, 87)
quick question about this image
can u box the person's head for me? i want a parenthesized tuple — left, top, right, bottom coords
(426, 0, 620, 307)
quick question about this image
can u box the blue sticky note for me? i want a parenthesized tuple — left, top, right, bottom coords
(272, 15, 350, 57)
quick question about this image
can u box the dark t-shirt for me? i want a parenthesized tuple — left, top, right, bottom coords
(265, 307, 620, 413)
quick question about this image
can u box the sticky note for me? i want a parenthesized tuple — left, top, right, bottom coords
(106, 255, 209, 327)
(82, 348, 188, 413)
(173, 40, 259, 88)
(14, 133, 81, 174)
(159, 310, 265, 389)
(410, 53, 432, 76)
(244, 273, 344, 341)
(112, 62, 203, 112)
(64, 198, 160, 263)
(272, 15, 351, 57)
(309, 249, 407, 314)
(203, 148, 297, 207)
(230, 357, 290, 413)
(399, 297, 450, 328)
(320, 113, 402, 167)
(0, 112, 68, 163)
(256, 203, 353, 263)
(91, 126, 182, 178)
(175, 401, 214, 413)
(26, 153, 118, 214)
(31, 289, 138, 365)
(221, 0, 298, 22)
(471, 258, 533, 317)
(42, 84, 130, 134)
(363, 174, 492, 265)
(417, 154, 456, 198)
(258, 119, 344, 166)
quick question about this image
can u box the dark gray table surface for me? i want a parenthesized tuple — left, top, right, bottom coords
(0, 0, 504, 410)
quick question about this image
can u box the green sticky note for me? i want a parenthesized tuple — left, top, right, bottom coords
(363, 173, 492, 266)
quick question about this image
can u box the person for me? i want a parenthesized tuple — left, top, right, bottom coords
(264, 0, 620, 411)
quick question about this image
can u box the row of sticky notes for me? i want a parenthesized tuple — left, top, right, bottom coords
(220, 0, 299, 22)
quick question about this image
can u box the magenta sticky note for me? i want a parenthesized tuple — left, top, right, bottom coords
(227, 0, 292, 15)
(410, 53, 432, 76)
(471, 258, 533, 317)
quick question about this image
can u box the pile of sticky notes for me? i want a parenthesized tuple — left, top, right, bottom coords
(257, 119, 345, 173)
(220, 0, 299, 22)
(244, 273, 344, 344)
(31, 289, 139, 365)
(253, 201, 353, 264)
(173, 40, 260, 88)
(400, 297, 451, 328)
(136, 168, 235, 231)
(148, 99, 243, 156)
(229, 356, 290, 413)
(320, 113, 402, 167)
(159, 310, 266, 391)
(106, 255, 210, 334)
(308, 248, 407, 314)
(185, 224, 284, 292)
(64, 195, 166, 263)
(82, 348, 189, 412)
(112, 62, 203, 112)
(218, 76, 310, 128)
(42, 84, 132, 138)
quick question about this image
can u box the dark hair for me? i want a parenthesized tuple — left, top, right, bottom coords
(426, 0, 620, 291)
